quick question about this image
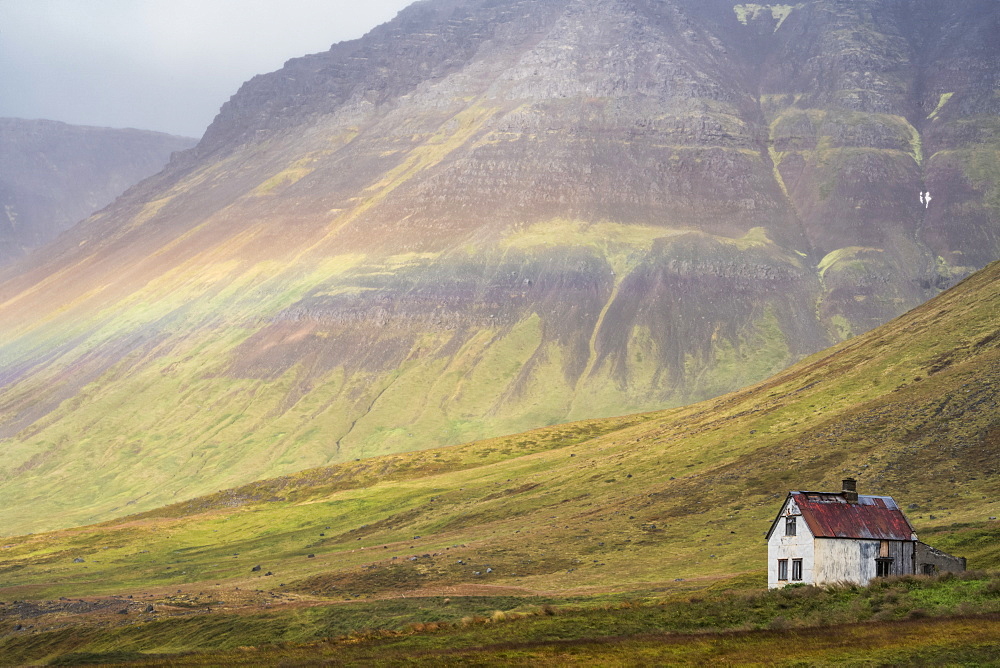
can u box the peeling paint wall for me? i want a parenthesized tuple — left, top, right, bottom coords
(767, 497, 815, 588)
(815, 538, 875, 585)
(814, 538, 914, 585)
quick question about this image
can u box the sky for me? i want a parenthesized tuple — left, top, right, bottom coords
(0, 0, 414, 139)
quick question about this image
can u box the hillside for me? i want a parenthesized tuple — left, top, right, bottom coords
(1, 256, 997, 600)
(2, 0, 1000, 536)
(0, 118, 195, 266)
(0, 256, 998, 666)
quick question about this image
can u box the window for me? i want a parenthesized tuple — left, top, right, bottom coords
(785, 516, 796, 536)
(791, 559, 803, 581)
(876, 558, 894, 578)
(777, 559, 788, 580)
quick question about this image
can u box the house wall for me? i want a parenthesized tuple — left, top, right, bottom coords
(888, 540, 916, 577)
(814, 538, 878, 585)
(916, 542, 966, 575)
(767, 498, 814, 588)
(814, 538, 915, 586)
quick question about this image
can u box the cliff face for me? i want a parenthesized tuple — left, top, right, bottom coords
(0, 118, 195, 266)
(1, 0, 999, 534)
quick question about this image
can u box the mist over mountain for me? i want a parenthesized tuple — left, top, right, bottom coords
(0, 118, 195, 266)
(1, 0, 998, 534)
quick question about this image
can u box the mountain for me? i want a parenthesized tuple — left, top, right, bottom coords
(0, 118, 195, 266)
(2, 254, 998, 606)
(1, 0, 999, 535)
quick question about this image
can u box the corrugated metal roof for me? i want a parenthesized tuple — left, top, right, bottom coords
(791, 491, 916, 541)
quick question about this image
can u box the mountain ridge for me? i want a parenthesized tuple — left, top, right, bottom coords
(1, 0, 998, 535)
(0, 118, 195, 267)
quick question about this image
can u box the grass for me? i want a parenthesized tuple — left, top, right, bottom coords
(3, 572, 1000, 665)
(0, 261, 998, 604)
(927, 92, 954, 121)
(1, 261, 999, 665)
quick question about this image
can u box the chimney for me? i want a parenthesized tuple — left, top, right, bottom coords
(842, 478, 858, 503)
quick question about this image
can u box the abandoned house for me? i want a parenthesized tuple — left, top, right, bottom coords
(766, 478, 966, 588)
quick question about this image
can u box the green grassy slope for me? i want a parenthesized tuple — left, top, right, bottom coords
(0, 226, 819, 537)
(0, 259, 998, 665)
(1, 260, 997, 605)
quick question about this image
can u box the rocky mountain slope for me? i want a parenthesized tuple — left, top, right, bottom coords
(1, 0, 998, 534)
(0, 118, 195, 266)
(2, 254, 997, 601)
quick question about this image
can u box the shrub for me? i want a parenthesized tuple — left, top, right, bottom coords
(785, 584, 822, 599)
(825, 581, 861, 594)
(881, 591, 901, 605)
(769, 616, 791, 630)
(957, 570, 989, 581)
(781, 582, 809, 590)
(953, 602, 981, 616)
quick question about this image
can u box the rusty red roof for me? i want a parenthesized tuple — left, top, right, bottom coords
(787, 491, 917, 541)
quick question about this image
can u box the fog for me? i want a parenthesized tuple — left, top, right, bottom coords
(0, 0, 414, 138)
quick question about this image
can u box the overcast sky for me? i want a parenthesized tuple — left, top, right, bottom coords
(0, 0, 414, 139)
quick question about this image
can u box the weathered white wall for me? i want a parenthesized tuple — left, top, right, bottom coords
(814, 538, 877, 585)
(814, 539, 914, 586)
(767, 498, 814, 588)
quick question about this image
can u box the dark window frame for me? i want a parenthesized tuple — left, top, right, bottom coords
(777, 559, 788, 581)
(785, 516, 797, 536)
(875, 557, 894, 578)
(791, 558, 803, 581)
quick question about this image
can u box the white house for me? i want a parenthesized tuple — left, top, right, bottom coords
(766, 479, 965, 588)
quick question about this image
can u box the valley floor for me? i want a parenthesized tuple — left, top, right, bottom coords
(101, 616, 1000, 666)
(3, 572, 1000, 666)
